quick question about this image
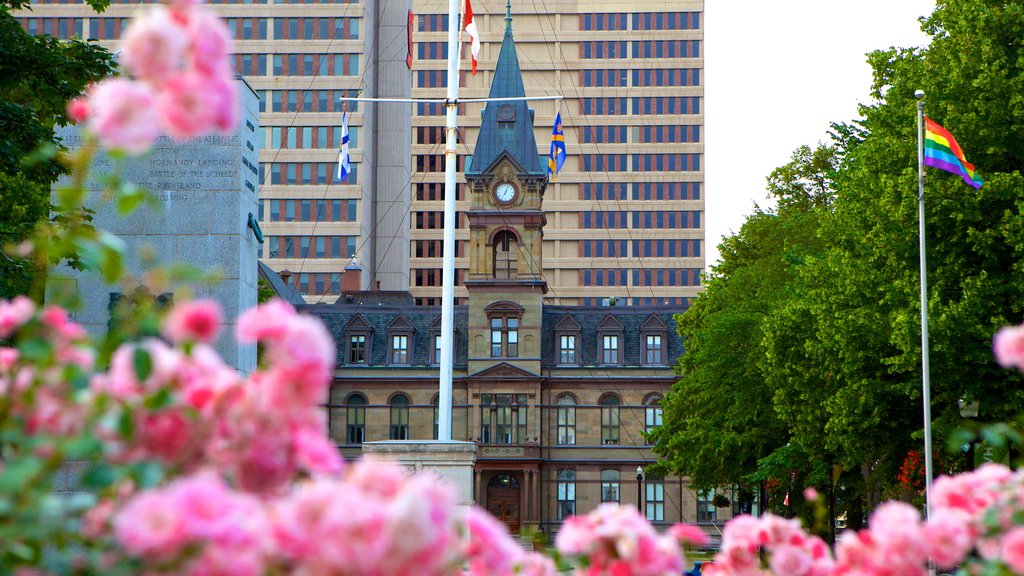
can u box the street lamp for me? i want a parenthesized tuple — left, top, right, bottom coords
(636, 466, 644, 513)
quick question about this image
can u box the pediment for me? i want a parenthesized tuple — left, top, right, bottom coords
(596, 314, 624, 331)
(469, 362, 539, 380)
(387, 315, 415, 333)
(344, 314, 373, 331)
(478, 151, 529, 179)
(640, 314, 668, 332)
(554, 315, 581, 332)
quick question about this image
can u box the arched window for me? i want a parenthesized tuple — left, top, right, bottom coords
(601, 469, 620, 502)
(557, 394, 576, 445)
(390, 394, 410, 440)
(644, 394, 663, 437)
(493, 230, 518, 279)
(346, 393, 366, 444)
(600, 395, 620, 445)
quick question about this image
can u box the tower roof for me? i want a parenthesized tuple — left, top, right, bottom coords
(466, 5, 543, 176)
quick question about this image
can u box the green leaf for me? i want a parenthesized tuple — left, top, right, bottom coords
(143, 387, 173, 411)
(114, 182, 150, 215)
(80, 462, 119, 490)
(0, 457, 45, 491)
(117, 409, 134, 440)
(133, 346, 152, 381)
(61, 435, 102, 460)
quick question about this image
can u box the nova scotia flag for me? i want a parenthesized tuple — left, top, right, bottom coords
(337, 112, 351, 182)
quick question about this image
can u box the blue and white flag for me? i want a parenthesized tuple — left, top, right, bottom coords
(337, 112, 351, 182)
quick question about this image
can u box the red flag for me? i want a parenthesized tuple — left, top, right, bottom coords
(463, 0, 480, 74)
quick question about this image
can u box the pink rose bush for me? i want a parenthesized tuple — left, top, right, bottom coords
(68, 0, 237, 153)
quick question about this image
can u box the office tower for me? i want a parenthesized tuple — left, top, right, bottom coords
(16, 0, 704, 307)
(410, 0, 704, 306)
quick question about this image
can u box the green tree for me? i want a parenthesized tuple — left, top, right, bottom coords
(649, 145, 834, 494)
(655, 0, 1024, 524)
(0, 0, 115, 299)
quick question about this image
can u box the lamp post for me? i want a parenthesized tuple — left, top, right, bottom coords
(959, 399, 980, 471)
(636, 466, 644, 513)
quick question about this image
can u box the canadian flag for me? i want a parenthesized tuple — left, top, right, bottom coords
(463, 0, 480, 74)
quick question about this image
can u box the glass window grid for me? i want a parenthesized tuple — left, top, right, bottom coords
(557, 469, 576, 520)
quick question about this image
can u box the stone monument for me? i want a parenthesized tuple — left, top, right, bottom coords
(53, 78, 261, 373)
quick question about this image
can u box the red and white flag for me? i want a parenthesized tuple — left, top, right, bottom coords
(463, 0, 480, 74)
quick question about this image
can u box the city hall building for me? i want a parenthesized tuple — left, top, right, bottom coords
(304, 12, 729, 539)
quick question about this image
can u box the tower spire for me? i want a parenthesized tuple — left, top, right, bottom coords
(505, 0, 512, 33)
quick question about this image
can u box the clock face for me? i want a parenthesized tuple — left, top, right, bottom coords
(495, 182, 516, 203)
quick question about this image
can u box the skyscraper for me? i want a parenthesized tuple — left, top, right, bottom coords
(16, 0, 704, 307)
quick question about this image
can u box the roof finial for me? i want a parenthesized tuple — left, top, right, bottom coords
(505, 0, 512, 32)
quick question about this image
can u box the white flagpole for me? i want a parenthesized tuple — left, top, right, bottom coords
(915, 89, 934, 521)
(437, 0, 461, 442)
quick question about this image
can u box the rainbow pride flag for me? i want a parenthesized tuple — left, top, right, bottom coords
(924, 117, 983, 189)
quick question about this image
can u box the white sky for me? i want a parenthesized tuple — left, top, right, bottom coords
(704, 0, 934, 269)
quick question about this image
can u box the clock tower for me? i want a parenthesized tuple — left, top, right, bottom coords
(463, 4, 547, 376)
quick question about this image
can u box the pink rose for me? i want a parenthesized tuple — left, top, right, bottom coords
(114, 490, 191, 559)
(0, 296, 35, 339)
(292, 425, 343, 475)
(1003, 526, 1024, 573)
(670, 523, 710, 546)
(119, 6, 189, 83)
(86, 79, 160, 154)
(138, 410, 194, 463)
(186, 7, 233, 76)
(157, 71, 227, 139)
(994, 324, 1024, 370)
(67, 97, 89, 123)
(924, 508, 973, 570)
(163, 299, 223, 344)
(465, 506, 523, 575)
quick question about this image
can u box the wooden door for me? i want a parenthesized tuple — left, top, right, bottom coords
(486, 474, 521, 534)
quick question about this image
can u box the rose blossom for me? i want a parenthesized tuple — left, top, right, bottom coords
(157, 71, 225, 139)
(163, 299, 223, 343)
(0, 296, 35, 339)
(119, 6, 189, 83)
(994, 324, 1024, 370)
(113, 490, 191, 559)
(86, 79, 160, 154)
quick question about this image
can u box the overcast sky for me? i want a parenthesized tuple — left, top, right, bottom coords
(704, 0, 935, 269)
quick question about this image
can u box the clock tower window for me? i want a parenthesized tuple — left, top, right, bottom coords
(493, 230, 518, 279)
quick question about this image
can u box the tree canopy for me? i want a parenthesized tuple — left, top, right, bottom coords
(0, 0, 115, 299)
(653, 0, 1024, 525)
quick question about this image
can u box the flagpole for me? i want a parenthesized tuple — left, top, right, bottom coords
(915, 89, 935, 521)
(437, 0, 461, 442)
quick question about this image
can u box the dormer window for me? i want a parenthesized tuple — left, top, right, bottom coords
(387, 316, 415, 366)
(485, 301, 525, 358)
(344, 315, 373, 365)
(597, 315, 624, 366)
(554, 315, 581, 366)
(640, 315, 669, 366)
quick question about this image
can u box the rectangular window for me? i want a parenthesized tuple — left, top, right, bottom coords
(645, 406, 663, 434)
(349, 335, 366, 364)
(557, 470, 576, 520)
(601, 470, 620, 503)
(645, 334, 663, 364)
(697, 490, 717, 523)
(646, 480, 665, 522)
(490, 317, 519, 358)
(557, 398, 575, 445)
(602, 335, 619, 364)
(391, 335, 409, 364)
(559, 335, 576, 364)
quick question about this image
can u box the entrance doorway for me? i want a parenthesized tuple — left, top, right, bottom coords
(486, 473, 521, 534)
